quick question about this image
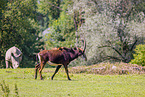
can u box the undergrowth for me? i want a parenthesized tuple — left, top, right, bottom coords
(69, 62, 145, 75)
(0, 80, 19, 97)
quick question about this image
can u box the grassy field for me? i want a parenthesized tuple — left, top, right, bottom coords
(0, 68, 145, 97)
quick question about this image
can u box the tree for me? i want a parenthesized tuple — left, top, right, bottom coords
(69, 0, 145, 65)
(44, 0, 76, 49)
(0, 0, 44, 68)
(37, 0, 61, 32)
(40, 0, 87, 66)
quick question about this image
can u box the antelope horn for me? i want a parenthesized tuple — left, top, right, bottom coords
(15, 53, 22, 57)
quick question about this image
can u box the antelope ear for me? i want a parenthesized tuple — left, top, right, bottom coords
(58, 47, 63, 50)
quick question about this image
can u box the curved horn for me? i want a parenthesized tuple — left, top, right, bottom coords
(15, 53, 22, 57)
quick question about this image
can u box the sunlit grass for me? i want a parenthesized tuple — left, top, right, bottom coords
(0, 68, 145, 97)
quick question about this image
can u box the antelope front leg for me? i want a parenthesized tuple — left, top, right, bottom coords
(64, 64, 71, 80)
(51, 65, 62, 80)
(5, 61, 9, 69)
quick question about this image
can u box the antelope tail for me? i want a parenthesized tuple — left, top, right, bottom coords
(36, 54, 39, 65)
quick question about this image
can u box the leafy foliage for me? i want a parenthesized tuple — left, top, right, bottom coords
(36, 0, 61, 32)
(130, 44, 145, 66)
(68, 0, 145, 65)
(1, 0, 145, 68)
(0, 0, 44, 68)
(44, 0, 76, 49)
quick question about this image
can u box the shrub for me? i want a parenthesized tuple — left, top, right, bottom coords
(130, 44, 145, 66)
(0, 80, 19, 97)
(0, 80, 10, 97)
(70, 62, 145, 75)
(15, 84, 19, 97)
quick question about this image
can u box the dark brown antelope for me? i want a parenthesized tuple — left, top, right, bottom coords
(35, 40, 87, 80)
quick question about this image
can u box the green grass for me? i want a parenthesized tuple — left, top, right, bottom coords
(0, 68, 145, 97)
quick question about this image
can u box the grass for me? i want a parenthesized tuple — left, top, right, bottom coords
(0, 67, 145, 97)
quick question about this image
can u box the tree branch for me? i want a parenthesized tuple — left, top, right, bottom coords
(73, 12, 79, 47)
(98, 43, 126, 60)
(130, 39, 138, 51)
(73, 12, 78, 31)
(106, 56, 122, 61)
(111, 46, 126, 60)
(47, 2, 62, 10)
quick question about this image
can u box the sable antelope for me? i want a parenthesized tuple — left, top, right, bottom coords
(5, 46, 22, 69)
(35, 40, 87, 80)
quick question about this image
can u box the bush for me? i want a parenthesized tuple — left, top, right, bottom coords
(0, 80, 19, 97)
(130, 44, 145, 66)
(0, 80, 10, 97)
(69, 62, 145, 75)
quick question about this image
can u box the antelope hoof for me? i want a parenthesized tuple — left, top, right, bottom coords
(40, 78, 43, 80)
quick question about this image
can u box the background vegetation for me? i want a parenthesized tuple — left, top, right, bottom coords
(0, 0, 145, 68)
(130, 44, 145, 66)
